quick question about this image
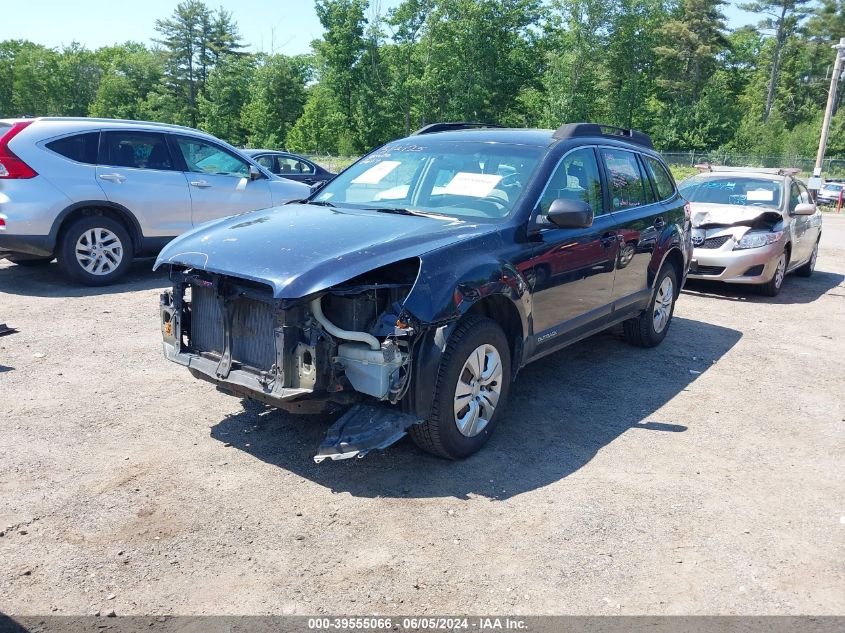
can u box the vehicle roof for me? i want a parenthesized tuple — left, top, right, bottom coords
(689, 169, 790, 181)
(0, 116, 212, 136)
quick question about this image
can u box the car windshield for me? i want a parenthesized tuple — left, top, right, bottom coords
(679, 175, 783, 209)
(312, 140, 545, 220)
(823, 183, 844, 191)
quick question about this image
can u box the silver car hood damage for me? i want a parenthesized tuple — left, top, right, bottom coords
(690, 203, 782, 229)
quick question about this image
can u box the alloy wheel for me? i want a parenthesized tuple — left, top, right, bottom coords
(75, 228, 124, 276)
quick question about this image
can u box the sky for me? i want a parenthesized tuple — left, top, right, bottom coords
(2, 0, 758, 56)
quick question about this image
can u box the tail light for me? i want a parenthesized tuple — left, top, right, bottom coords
(0, 121, 37, 179)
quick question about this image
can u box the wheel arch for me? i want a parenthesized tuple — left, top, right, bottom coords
(50, 201, 143, 254)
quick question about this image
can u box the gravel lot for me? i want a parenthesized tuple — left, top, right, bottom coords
(1, 216, 843, 616)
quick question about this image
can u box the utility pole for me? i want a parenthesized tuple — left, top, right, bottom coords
(811, 37, 845, 189)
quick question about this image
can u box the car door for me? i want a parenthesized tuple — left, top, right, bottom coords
(95, 130, 192, 237)
(276, 153, 321, 185)
(171, 135, 273, 226)
(527, 146, 619, 352)
(789, 180, 816, 265)
(606, 150, 674, 307)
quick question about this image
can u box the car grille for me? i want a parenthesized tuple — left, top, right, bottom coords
(692, 265, 726, 276)
(190, 284, 277, 370)
(699, 235, 731, 249)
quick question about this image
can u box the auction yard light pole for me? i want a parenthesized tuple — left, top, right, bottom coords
(813, 37, 845, 186)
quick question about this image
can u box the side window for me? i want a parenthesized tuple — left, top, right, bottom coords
(601, 149, 649, 211)
(46, 132, 99, 164)
(254, 155, 277, 173)
(175, 137, 250, 177)
(278, 156, 315, 175)
(539, 148, 604, 217)
(102, 131, 173, 170)
(644, 155, 676, 201)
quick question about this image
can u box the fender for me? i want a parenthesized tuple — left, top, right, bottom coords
(647, 215, 689, 291)
(47, 200, 145, 252)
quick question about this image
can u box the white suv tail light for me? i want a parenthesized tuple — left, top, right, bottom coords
(0, 121, 38, 179)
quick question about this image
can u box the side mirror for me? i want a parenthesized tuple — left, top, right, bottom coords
(794, 202, 816, 215)
(248, 165, 262, 181)
(546, 198, 594, 229)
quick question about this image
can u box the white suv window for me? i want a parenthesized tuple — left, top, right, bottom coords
(102, 131, 174, 171)
(176, 137, 250, 177)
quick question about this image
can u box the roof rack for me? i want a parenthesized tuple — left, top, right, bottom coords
(695, 164, 800, 176)
(413, 122, 503, 136)
(553, 123, 654, 149)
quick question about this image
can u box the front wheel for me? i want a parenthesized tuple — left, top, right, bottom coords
(57, 216, 134, 286)
(409, 316, 511, 459)
(623, 265, 678, 348)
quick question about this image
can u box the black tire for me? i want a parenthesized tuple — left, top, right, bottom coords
(57, 216, 134, 286)
(409, 316, 511, 459)
(795, 240, 819, 278)
(623, 265, 678, 348)
(758, 250, 788, 297)
(6, 255, 53, 267)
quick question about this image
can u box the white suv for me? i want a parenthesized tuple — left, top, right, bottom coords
(0, 117, 311, 284)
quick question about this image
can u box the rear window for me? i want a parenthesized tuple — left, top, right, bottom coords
(46, 132, 99, 164)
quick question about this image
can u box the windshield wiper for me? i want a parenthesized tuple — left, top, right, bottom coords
(365, 206, 444, 218)
(306, 200, 337, 207)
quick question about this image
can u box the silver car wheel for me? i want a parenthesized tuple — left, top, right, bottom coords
(773, 253, 786, 289)
(652, 275, 674, 334)
(75, 228, 124, 276)
(454, 343, 503, 438)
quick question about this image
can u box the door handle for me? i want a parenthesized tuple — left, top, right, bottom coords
(600, 231, 619, 248)
(98, 173, 126, 183)
(190, 180, 211, 188)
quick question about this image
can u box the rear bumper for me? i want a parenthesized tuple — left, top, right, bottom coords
(687, 243, 781, 284)
(0, 232, 54, 257)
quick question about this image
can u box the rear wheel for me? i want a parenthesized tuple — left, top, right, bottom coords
(409, 316, 511, 459)
(758, 251, 787, 296)
(57, 216, 134, 286)
(795, 240, 819, 277)
(623, 265, 678, 348)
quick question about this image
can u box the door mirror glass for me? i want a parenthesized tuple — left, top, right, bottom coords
(547, 198, 594, 228)
(794, 202, 816, 215)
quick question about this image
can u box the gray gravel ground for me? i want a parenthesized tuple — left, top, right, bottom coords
(1, 216, 843, 616)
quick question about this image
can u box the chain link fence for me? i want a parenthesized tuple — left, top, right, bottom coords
(662, 151, 845, 176)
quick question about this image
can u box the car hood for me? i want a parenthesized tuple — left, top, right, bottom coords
(154, 204, 497, 299)
(689, 203, 783, 228)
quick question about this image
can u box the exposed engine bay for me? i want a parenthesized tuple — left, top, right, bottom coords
(159, 259, 426, 461)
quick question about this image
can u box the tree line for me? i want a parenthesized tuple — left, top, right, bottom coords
(2, 0, 844, 158)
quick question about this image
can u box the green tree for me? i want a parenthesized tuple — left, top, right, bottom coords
(240, 54, 308, 149)
(198, 53, 255, 145)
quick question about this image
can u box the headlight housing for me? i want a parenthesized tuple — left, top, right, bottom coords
(734, 231, 783, 250)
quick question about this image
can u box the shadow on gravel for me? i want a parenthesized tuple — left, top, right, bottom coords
(683, 270, 844, 304)
(0, 365, 13, 373)
(211, 316, 741, 500)
(0, 259, 169, 298)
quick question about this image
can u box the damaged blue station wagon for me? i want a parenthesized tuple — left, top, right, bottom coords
(156, 123, 692, 461)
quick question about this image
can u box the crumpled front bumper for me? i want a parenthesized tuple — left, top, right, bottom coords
(688, 241, 782, 284)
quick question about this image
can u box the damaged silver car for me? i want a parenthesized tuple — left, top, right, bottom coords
(680, 167, 822, 296)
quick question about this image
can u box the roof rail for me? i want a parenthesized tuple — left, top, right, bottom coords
(36, 116, 200, 133)
(413, 122, 503, 136)
(553, 122, 654, 149)
(695, 164, 801, 176)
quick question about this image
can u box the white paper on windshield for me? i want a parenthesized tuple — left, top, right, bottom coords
(442, 172, 503, 197)
(351, 160, 401, 184)
(746, 189, 774, 202)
